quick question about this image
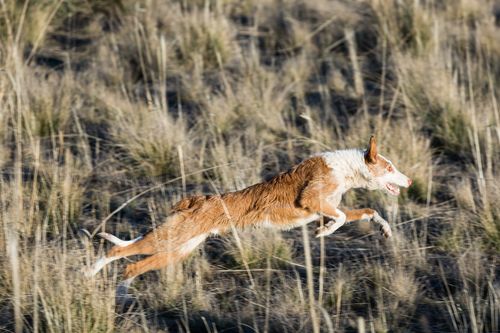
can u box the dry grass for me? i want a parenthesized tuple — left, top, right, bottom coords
(0, 0, 499, 332)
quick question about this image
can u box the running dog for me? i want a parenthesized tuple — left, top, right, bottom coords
(86, 136, 412, 291)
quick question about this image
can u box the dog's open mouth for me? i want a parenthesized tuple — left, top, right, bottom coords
(386, 183, 400, 196)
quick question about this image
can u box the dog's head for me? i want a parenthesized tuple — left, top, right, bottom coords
(364, 136, 412, 196)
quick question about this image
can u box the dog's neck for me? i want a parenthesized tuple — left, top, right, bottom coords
(320, 149, 372, 192)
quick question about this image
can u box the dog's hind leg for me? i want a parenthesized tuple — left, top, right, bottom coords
(122, 232, 208, 280)
(113, 253, 179, 305)
(123, 252, 176, 280)
(85, 233, 156, 277)
(86, 214, 189, 278)
(113, 254, 177, 303)
(85, 256, 119, 277)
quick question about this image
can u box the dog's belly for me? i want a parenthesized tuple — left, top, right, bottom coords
(260, 213, 320, 230)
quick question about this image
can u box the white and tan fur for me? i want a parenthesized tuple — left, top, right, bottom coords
(86, 136, 412, 291)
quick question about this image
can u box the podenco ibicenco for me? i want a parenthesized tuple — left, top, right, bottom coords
(86, 136, 411, 293)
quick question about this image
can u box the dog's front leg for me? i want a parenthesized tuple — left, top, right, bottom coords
(298, 183, 347, 237)
(315, 208, 346, 237)
(343, 208, 392, 238)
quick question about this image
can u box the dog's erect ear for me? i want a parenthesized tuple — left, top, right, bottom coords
(365, 135, 378, 164)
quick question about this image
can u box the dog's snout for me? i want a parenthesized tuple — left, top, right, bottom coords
(408, 179, 412, 187)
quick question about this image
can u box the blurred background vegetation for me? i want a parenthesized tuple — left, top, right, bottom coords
(0, 0, 499, 332)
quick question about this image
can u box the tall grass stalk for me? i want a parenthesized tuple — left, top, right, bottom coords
(301, 225, 320, 333)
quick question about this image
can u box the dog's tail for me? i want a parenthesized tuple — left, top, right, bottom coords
(98, 232, 142, 247)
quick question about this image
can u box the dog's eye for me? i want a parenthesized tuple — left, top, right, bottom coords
(387, 165, 393, 172)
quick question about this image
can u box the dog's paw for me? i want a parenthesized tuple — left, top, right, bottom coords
(316, 223, 340, 238)
(380, 225, 392, 238)
(315, 226, 329, 238)
(373, 213, 392, 239)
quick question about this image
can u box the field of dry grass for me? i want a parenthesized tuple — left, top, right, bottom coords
(0, 0, 499, 332)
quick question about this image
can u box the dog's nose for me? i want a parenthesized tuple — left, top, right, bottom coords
(408, 179, 412, 186)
